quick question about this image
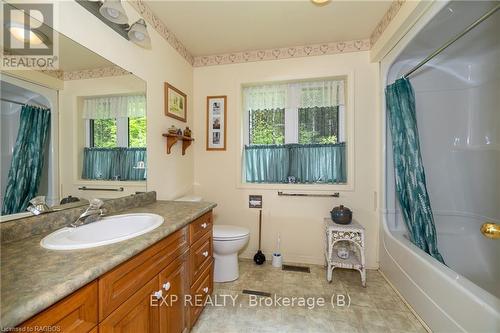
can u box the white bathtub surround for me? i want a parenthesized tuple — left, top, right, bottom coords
(380, 1, 500, 332)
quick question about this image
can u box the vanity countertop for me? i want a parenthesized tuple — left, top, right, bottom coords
(0, 200, 216, 329)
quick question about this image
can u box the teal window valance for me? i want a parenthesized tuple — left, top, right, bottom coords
(82, 147, 146, 181)
(244, 143, 346, 184)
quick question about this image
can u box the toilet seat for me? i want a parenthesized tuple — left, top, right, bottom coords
(213, 225, 249, 241)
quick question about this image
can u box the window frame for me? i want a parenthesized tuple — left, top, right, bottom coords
(237, 74, 355, 191)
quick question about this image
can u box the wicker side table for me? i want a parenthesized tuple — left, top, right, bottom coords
(324, 218, 366, 287)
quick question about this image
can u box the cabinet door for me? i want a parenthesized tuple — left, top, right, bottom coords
(159, 252, 189, 333)
(99, 277, 160, 333)
(19, 281, 98, 333)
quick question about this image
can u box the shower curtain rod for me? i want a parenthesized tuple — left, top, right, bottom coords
(0, 97, 49, 109)
(402, 3, 500, 79)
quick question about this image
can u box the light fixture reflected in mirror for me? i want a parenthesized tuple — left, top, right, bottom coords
(99, 0, 128, 24)
(128, 19, 151, 49)
(8, 22, 46, 45)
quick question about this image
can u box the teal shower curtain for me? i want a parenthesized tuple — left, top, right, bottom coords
(2, 105, 51, 215)
(386, 78, 444, 264)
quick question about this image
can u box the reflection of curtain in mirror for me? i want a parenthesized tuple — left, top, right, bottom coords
(82, 147, 146, 181)
(2, 105, 50, 215)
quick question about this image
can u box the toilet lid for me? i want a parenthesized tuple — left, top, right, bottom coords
(213, 225, 249, 240)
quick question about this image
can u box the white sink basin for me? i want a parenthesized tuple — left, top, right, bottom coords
(40, 213, 164, 250)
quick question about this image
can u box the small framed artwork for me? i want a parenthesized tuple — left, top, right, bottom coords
(164, 82, 187, 122)
(206, 95, 227, 150)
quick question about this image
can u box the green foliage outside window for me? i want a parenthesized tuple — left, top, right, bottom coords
(92, 117, 146, 148)
(248, 106, 339, 145)
(93, 119, 117, 148)
(129, 117, 147, 147)
(298, 106, 338, 144)
(249, 109, 285, 144)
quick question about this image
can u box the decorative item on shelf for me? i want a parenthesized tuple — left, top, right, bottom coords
(165, 82, 187, 122)
(337, 245, 350, 259)
(330, 205, 352, 225)
(183, 126, 192, 137)
(177, 128, 182, 135)
(206, 96, 227, 151)
(168, 125, 178, 134)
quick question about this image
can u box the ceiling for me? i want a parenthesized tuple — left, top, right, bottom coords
(58, 33, 115, 72)
(146, 0, 393, 56)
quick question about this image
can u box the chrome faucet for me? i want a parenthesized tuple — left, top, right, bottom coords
(70, 198, 107, 228)
(26, 196, 52, 215)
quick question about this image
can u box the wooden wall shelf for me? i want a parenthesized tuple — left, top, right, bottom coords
(162, 133, 194, 155)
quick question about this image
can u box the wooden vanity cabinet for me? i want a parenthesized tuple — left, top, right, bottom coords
(18, 281, 98, 333)
(17, 211, 213, 333)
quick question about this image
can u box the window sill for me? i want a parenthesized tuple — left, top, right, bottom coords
(236, 182, 353, 192)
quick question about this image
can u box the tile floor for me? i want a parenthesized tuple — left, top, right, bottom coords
(192, 260, 427, 333)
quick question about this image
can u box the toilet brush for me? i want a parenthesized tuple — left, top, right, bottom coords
(272, 233, 282, 268)
(253, 209, 266, 265)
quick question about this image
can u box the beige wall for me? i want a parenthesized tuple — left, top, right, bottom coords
(193, 52, 380, 268)
(58, 75, 147, 200)
(52, 1, 194, 200)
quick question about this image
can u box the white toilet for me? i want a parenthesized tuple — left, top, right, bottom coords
(175, 195, 250, 282)
(213, 225, 250, 282)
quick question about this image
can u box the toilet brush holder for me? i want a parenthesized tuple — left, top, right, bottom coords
(272, 253, 282, 268)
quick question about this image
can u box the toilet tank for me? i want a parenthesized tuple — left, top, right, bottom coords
(175, 195, 202, 202)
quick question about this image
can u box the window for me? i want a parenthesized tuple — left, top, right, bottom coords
(89, 116, 146, 148)
(82, 95, 147, 181)
(243, 79, 347, 184)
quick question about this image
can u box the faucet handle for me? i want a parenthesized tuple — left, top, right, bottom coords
(88, 198, 104, 209)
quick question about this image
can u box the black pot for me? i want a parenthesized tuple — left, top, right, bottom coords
(330, 205, 352, 224)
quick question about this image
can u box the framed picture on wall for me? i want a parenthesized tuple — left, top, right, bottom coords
(164, 82, 187, 122)
(206, 96, 227, 151)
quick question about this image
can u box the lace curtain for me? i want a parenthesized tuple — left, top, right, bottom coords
(83, 95, 146, 119)
(243, 79, 344, 111)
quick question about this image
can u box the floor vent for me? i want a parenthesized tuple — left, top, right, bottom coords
(242, 289, 272, 297)
(282, 264, 311, 273)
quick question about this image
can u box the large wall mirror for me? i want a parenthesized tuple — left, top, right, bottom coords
(1, 20, 147, 221)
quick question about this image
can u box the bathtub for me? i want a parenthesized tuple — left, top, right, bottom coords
(379, 211, 500, 332)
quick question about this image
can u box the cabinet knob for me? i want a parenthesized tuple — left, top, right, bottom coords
(203, 287, 209, 294)
(163, 282, 171, 291)
(201, 222, 208, 229)
(153, 290, 163, 299)
(202, 251, 209, 257)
